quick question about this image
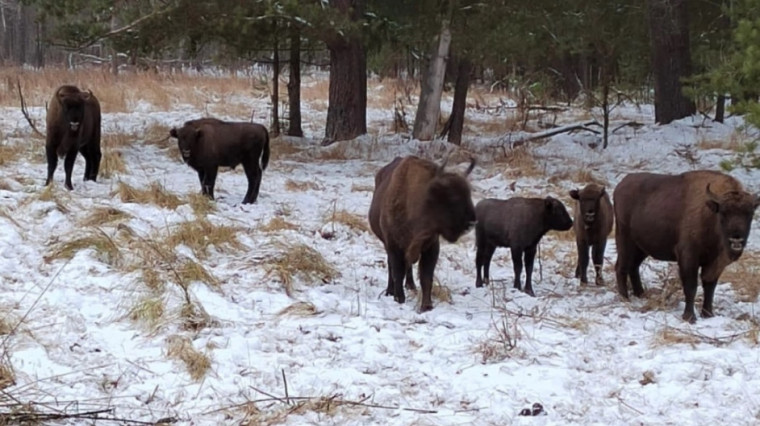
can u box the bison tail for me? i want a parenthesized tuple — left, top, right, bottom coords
(261, 127, 270, 171)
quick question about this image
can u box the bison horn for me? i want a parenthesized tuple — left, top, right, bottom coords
(464, 156, 476, 176)
(705, 183, 721, 203)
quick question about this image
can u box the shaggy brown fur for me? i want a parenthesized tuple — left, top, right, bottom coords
(45, 85, 102, 190)
(169, 118, 270, 204)
(570, 184, 614, 286)
(614, 170, 760, 323)
(368, 156, 476, 311)
(475, 196, 573, 296)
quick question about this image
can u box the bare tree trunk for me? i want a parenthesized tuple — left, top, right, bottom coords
(646, 0, 695, 124)
(412, 21, 452, 141)
(110, 6, 119, 75)
(323, 0, 367, 144)
(287, 23, 303, 137)
(715, 94, 725, 123)
(445, 57, 472, 145)
(271, 27, 281, 138)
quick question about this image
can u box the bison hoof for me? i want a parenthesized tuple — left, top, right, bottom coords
(701, 309, 715, 318)
(419, 304, 433, 313)
(394, 295, 405, 304)
(682, 311, 697, 324)
(525, 288, 536, 297)
(595, 277, 605, 286)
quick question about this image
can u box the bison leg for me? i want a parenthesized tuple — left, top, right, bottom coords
(576, 239, 590, 284)
(82, 141, 101, 181)
(202, 168, 218, 200)
(45, 144, 58, 186)
(242, 161, 262, 204)
(479, 244, 496, 287)
(629, 249, 647, 297)
(386, 247, 406, 304)
(677, 259, 699, 324)
(405, 267, 416, 290)
(62, 149, 78, 190)
(592, 240, 607, 286)
(523, 245, 537, 297)
(511, 247, 524, 292)
(418, 242, 439, 312)
(614, 226, 632, 298)
(196, 170, 206, 192)
(700, 279, 717, 318)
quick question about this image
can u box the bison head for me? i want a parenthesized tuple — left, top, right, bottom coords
(544, 196, 573, 231)
(569, 185, 606, 229)
(427, 158, 477, 243)
(169, 125, 201, 163)
(705, 184, 760, 258)
(58, 92, 86, 133)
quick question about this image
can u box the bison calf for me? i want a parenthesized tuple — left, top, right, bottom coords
(169, 118, 270, 204)
(614, 170, 759, 323)
(369, 156, 476, 312)
(569, 184, 613, 286)
(475, 196, 573, 296)
(45, 85, 102, 190)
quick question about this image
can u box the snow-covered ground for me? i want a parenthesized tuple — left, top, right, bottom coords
(1, 72, 760, 425)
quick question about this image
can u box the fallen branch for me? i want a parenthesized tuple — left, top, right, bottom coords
(0, 407, 163, 425)
(507, 119, 601, 147)
(611, 121, 644, 134)
(16, 78, 45, 139)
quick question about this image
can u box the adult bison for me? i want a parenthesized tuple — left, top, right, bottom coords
(368, 155, 476, 312)
(614, 171, 759, 323)
(569, 184, 614, 286)
(475, 196, 573, 296)
(169, 118, 270, 204)
(45, 85, 102, 190)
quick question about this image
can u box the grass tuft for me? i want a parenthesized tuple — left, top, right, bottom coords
(129, 296, 165, 329)
(166, 335, 212, 382)
(80, 207, 132, 227)
(277, 301, 320, 317)
(100, 150, 127, 178)
(166, 219, 241, 259)
(45, 230, 121, 266)
(186, 193, 217, 217)
(115, 181, 182, 209)
(324, 210, 370, 233)
(265, 242, 339, 297)
(259, 216, 299, 233)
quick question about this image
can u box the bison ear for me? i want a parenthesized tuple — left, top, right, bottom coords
(81, 90, 91, 100)
(599, 187, 606, 197)
(437, 155, 450, 175)
(569, 189, 580, 200)
(754, 194, 760, 210)
(169, 128, 178, 138)
(705, 200, 720, 214)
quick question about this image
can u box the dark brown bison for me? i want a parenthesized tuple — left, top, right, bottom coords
(475, 196, 573, 296)
(368, 155, 476, 312)
(169, 118, 270, 204)
(45, 85, 102, 190)
(569, 184, 614, 285)
(614, 170, 760, 323)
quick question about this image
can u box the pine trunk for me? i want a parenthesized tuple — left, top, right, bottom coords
(646, 0, 695, 124)
(413, 22, 452, 141)
(323, 0, 367, 144)
(287, 24, 303, 137)
(271, 29, 281, 137)
(446, 57, 472, 145)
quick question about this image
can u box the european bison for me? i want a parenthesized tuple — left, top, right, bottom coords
(368, 155, 476, 312)
(614, 171, 760, 323)
(569, 184, 614, 285)
(45, 85, 102, 190)
(169, 118, 270, 204)
(475, 196, 573, 296)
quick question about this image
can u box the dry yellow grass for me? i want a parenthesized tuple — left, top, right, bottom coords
(0, 360, 15, 390)
(637, 266, 683, 314)
(0, 142, 26, 167)
(178, 259, 220, 289)
(277, 301, 320, 317)
(285, 179, 322, 192)
(265, 242, 339, 297)
(80, 206, 132, 227)
(166, 219, 241, 258)
(186, 193, 217, 217)
(45, 230, 121, 266)
(166, 335, 212, 382)
(491, 145, 543, 178)
(129, 296, 165, 328)
(102, 132, 135, 149)
(6, 67, 264, 113)
(114, 181, 182, 209)
(722, 252, 760, 303)
(350, 183, 373, 192)
(100, 150, 127, 178)
(259, 216, 299, 232)
(324, 210, 370, 233)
